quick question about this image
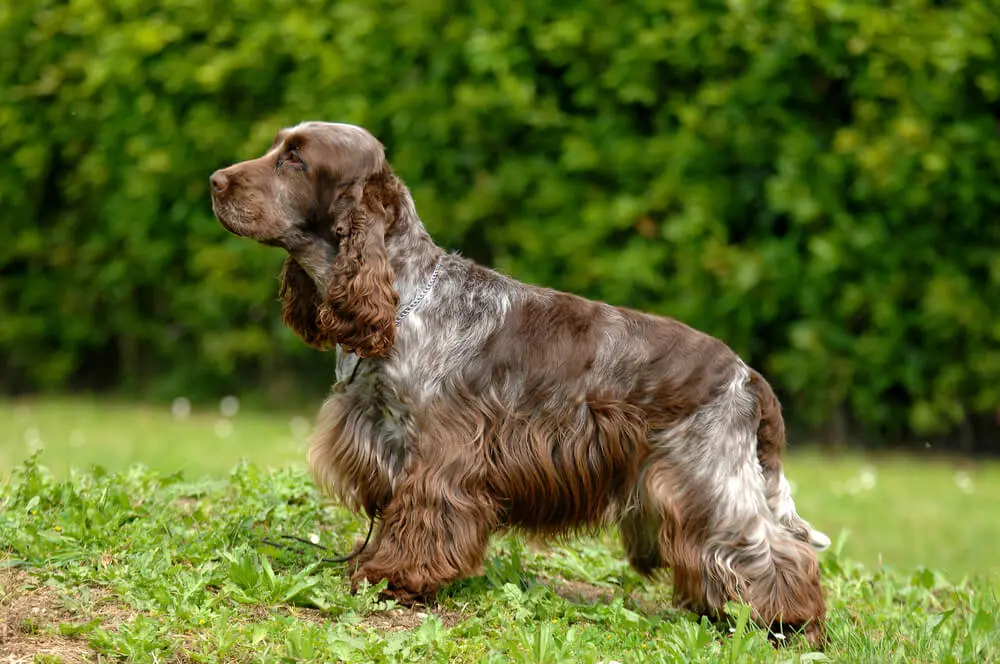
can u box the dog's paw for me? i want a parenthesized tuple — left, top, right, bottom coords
(377, 584, 428, 606)
(349, 565, 433, 606)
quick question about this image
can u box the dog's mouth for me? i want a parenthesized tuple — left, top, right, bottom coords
(211, 197, 282, 246)
(212, 207, 240, 236)
(211, 201, 249, 238)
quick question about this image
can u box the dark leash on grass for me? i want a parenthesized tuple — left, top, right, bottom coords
(261, 355, 377, 565)
(261, 515, 375, 564)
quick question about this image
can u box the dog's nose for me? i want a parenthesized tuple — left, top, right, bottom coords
(210, 170, 229, 193)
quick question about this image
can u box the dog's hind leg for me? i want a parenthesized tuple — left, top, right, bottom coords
(642, 364, 827, 647)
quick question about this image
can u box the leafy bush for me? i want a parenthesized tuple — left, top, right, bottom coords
(2, 0, 998, 447)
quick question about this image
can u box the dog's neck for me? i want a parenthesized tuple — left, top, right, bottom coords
(287, 187, 443, 311)
(383, 190, 444, 308)
(286, 238, 337, 288)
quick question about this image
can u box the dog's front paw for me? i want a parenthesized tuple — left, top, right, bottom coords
(376, 584, 427, 606)
(350, 565, 435, 606)
(348, 567, 380, 596)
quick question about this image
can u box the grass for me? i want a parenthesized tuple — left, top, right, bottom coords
(3, 397, 998, 578)
(2, 397, 999, 662)
(0, 397, 312, 478)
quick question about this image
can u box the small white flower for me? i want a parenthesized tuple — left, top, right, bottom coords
(858, 466, 877, 491)
(309, 533, 320, 544)
(839, 464, 878, 495)
(214, 418, 233, 439)
(171, 397, 192, 420)
(290, 416, 311, 439)
(219, 395, 240, 418)
(954, 471, 974, 494)
(23, 427, 41, 446)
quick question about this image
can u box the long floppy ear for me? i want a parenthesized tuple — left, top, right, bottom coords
(278, 257, 332, 349)
(317, 188, 399, 358)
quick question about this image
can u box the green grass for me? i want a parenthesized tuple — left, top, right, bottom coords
(0, 397, 312, 477)
(3, 397, 998, 578)
(2, 397, 999, 662)
(788, 454, 1000, 581)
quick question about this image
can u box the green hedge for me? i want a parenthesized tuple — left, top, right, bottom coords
(2, 0, 999, 447)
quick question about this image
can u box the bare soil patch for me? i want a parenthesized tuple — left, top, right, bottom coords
(361, 606, 464, 632)
(545, 577, 617, 605)
(0, 565, 138, 663)
(1, 567, 95, 663)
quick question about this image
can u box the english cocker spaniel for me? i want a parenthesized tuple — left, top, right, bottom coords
(210, 122, 830, 646)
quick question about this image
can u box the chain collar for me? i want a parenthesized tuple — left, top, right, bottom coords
(395, 256, 443, 327)
(340, 255, 443, 383)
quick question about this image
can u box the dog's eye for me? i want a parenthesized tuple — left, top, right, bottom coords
(279, 149, 304, 170)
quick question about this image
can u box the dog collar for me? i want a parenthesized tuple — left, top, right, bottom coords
(395, 256, 443, 327)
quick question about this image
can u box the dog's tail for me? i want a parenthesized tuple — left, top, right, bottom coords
(750, 369, 831, 552)
(750, 368, 787, 477)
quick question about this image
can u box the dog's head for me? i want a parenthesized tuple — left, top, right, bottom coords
(210, 122, 400, 357)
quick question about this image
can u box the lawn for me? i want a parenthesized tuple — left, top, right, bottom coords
(2, 397, 999, 662)
(0, 397, 313, 478)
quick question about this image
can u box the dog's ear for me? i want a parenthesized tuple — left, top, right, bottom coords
(317, 181, 399, 358)
(278, 257, 333, 349)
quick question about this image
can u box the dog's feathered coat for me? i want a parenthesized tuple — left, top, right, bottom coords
(210, 122, 830, 646)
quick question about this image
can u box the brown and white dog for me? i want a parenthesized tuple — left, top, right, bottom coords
(210, 122, 830, 646)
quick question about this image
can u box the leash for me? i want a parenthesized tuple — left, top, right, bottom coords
(261, 516, 375, 564)
(258, 354, 371, 565)
(262, 256, 442, 566)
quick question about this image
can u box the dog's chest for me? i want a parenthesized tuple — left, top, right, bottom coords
(334, 347, 412, 432)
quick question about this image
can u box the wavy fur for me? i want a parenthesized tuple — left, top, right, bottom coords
(211, 121, 831, 648)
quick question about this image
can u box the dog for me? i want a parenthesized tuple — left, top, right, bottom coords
(210, 121, 830, 646)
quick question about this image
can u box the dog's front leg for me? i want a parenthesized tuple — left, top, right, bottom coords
(349, 460, 500, 604)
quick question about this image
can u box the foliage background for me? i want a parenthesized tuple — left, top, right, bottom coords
(2, 0, 999, 450)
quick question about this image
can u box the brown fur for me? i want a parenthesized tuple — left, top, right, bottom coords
(211, 123, 400, 356)
(316, 216, 398, 358)
(210, 121, 828, 649)
(279, 258, 325, 348)
(751, 368, 787, 478)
